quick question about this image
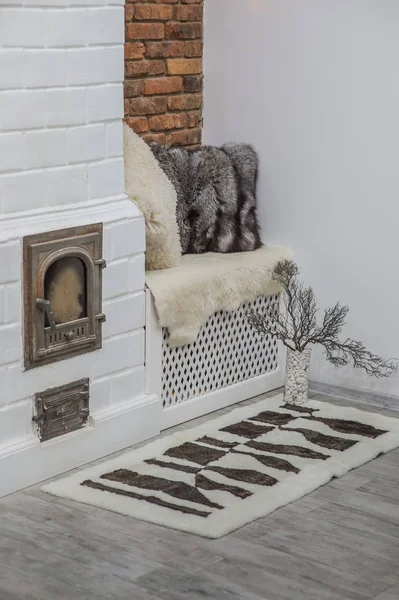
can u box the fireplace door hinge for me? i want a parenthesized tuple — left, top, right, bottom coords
(95, 258, 107, 269)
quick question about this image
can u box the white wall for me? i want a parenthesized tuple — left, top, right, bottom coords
(0, 2, 125, 212)
(0, 0, 160, 497)
(204, 0, 399, 397)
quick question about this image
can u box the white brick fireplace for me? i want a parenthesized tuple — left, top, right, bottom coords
(0, 0, 159, 497)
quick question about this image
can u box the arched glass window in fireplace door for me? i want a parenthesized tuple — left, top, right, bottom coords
(44, 256, 87, 325)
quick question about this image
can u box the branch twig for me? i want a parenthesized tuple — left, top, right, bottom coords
(246, 260, 398, 379)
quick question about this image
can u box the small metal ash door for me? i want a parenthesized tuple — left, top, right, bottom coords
(23, 224, 106, 369)
(33, 379, 90, 441)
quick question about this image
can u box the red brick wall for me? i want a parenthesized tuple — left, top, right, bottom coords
(124, 0, 204, 149)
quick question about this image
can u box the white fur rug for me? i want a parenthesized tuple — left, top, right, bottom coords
(42, 395, 399, 539)
(146, 245, 292, 347)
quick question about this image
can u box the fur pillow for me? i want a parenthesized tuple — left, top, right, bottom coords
(150, 143, 262, 254)
(123, 123, 181, 270)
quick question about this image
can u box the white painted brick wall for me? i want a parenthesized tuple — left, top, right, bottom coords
(109, 220, 146, 261)
(88, 158, 125, 200)
(104, 46, 124, 83)
(103, 259, 129, 300)
(110, 366, 146, 407)
(0, 90, 47, 131)
(129, 254, 146, 293)
(0, 241, 20, 284)
(103, 292, 145, 338)
(0, 402, 32, 446)
(25, 50, 67, 88)
(0, 0, 149, 455)
(2, 165, 89, 213)
(66, 48, 106, 86)
(0, 287, 5, 326)
(91, 329, 145, 379)
(90, 377, 111, 414)
(0, 324, 22, 366)
(87, 85, 123, 123)
(46, 88, 87, 127)
(0, 9, 46, 48)
(0, 3, 125, 214)
(106, 121, 123, 158)
(0, 133, 25, 173)
(25, 129, 67, 170)
(0, 50, 24, 91)
(67, 124, 105, 164)
(4, 283, 21, 325)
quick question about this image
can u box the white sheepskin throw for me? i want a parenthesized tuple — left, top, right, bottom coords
(123, 123, 182, 271)
(146, 245, 292, 347)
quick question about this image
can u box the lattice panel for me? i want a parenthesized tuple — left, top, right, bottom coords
(162, 294, 280, 408)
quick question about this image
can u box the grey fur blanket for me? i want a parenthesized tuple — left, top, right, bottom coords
(150, 143, 262, 254)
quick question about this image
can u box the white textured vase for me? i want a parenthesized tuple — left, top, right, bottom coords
(284, 348, 311, 405)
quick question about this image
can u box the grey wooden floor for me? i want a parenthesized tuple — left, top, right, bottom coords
(1, 391, 399, 600)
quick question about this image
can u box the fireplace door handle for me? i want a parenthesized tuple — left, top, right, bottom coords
(36, 298, 57, 332)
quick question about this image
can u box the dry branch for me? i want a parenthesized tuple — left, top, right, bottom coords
(247, 260, 398, 378)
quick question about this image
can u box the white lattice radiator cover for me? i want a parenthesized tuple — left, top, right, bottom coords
(161, 295, 280, 408)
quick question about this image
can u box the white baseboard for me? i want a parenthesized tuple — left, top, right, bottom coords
(161, 368, 285, 430)
(309, 380, 399, 412)
(0, 394, 161, 498)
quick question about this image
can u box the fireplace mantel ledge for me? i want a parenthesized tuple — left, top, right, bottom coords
(0, 195, 143, 243)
